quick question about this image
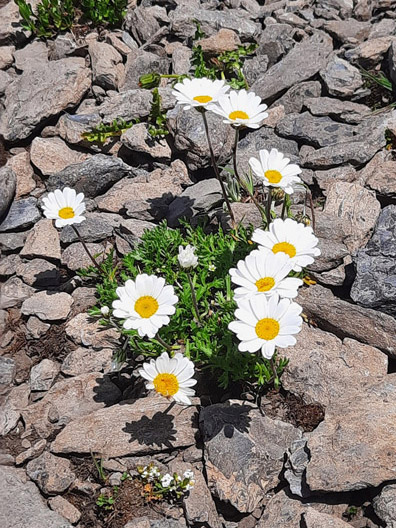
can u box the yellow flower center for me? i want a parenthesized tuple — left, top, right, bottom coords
(265, 170, 282, 184)
(193, 95, 213, 104)
(272, 242, 297, 258)
(134, 295, 159, 318)
(229, 110, 249, 121)
(255, 318, 280, 340)
(255, 277, 275, 292)
(58, 207, 75, 219)
(153, 373, 179, 397)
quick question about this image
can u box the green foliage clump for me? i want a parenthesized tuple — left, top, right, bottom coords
(15, 0, 127, 38)
(148, 88, 169, 139)
(81, 118, 136, 144)
(88, 221, 288, 392)
(191, 23, 257, 89)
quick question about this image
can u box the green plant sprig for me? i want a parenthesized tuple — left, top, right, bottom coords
(81, 118, 136, 144)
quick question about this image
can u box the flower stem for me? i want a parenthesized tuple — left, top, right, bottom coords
(71, 224, 102, 271)
(154, 333, 173, 352)
(270, 357, 280, 390)
(201, 110, 236, 227)
(232, 128, 266, 223)
(281, 195, 287, 219)
(187, 271, 201, 323)
(266, 188, 272, 230)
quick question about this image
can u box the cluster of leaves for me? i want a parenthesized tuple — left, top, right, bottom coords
(81, 118, 136, 143)
(88, 221, 288, 391)
(148, 88, 169, 138)
(96, 472, 131, 511)
(191, 23, 257, 89)
(15, 0, 127, 38)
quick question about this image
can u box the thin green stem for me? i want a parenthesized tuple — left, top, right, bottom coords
(71, 224, 102, 270)
(187, 271, 201, 323)
(154, 333, 173, 352)
(232, 128, 266, 223)
(266, 188, 272, 230)
(201, 110, 236, 227)
(270, 357, 280, 390)
(281, 195, 287, 219)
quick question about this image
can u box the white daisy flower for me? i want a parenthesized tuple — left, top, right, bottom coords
(138, 351, 197, 405)
(229, 294, 302, 359)
(112, 274, 178, 338)
(178, 244, 198, 269)
(208, 89, 268, 129)
(229, 248, 303, 300)
(252, 218, 321, 272)
(42, 187, 86, 228)
(172, 77, 230, 110)
(249, 148, 302, 194)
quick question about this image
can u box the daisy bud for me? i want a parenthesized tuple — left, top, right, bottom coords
(178, 245, 198, 269)
(100, 306, 110, 316)
(271, 188, 285, 202)
(139, 72, 161, 89)
(294, 212, 311, 226)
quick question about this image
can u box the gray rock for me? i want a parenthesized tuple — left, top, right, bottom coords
(26, 452, 76, 495)
(351, 205, 396, 316)
(13, 41, 48, 71)
(61, 347, 113, 376)
(323, 181, 380, 253)
(281, 324, 387, 408)
(15, 439, 47, 466)
(30, 359, 60, 392)
(169, 6, 260, 41)
(6, 150, 36, 199)
(0, 197, 40, 232)
(358, 150, 396, 197)
(276, 81, 322, 114)
(324, 18, 370, 43)
(171, 45, 192, 75)
(0, 357, 16, 394)
(257, 22, 296, 66)
(389, 41, 396, 87)
(257, 489, 306, 528)
(16, 258, 60, 287)
(125, 5, 161, 44)
(303, 509, 352, 528)
(373, 484, 396, 528)
(97, 89, 153, 123)
(345, 36, 396, 67)
(167, 179, 223, 227)
(303, 97, 371, 124)
(65, 312, 119, 349)
(0, 44, 14, 69)
(0, 465, 72, 528)
(0, 166, 16, 219)
(121, 123, 172, 161)
(0, 1, 26, 43)
(167, 104, 234, 171)
(284, 438, 310, 497)
(50, 393, 197, 457)
(125, 519, 186, 528)
(0, 276, 34, 309)
(48, 496, 81, 525)
(369, 18, 396, 39)
(20, 219, 61, 261)
(0, 57, 91, 142)
(121, 48, 169, 91)
(306, 374, 396, 492)
(276, 112, 356, 148)
(200, 401, 301, 513)
(61, 241, 111, 271)
(89, 40, 124, 90)
(46, 154, 133, 198)
(26, 316, 50, 340)
(70, 286, 97, 316)
(97, 161, 190, 219)
(22, 372, 121, 438)
(21, 291, 74, 322)
(298, 284, 396, 357)
(30, 137, 90, 176)
(55, 112, 102, 146)
(60, 212, 118, 244)
(252, 32, 333, 102)
(320, 56, 363, 97)
(314, 165, 357, 195)
(243, 55, 269, 86)
(0, 69, 13, 95)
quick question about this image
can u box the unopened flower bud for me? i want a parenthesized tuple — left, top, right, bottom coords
(271, 188, 285, 201)
(178, 245, 198, 269)
(295, 212, 311, 226)
(139, 72, 161, 89)
(101, 306, 110, 316)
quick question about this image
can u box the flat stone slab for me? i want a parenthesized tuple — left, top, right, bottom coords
(51, 393, 197, 457)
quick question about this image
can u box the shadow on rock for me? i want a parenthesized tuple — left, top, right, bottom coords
(122, 408, 177, 449)
(199, 402, 253, 442)
(92, 375, 122, 407)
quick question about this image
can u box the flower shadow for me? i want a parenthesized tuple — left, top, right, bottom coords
(122, 407, 177, 450)
(199, 402, 253, 442)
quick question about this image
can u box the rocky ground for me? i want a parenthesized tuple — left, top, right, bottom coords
(1, 0, 396, 527)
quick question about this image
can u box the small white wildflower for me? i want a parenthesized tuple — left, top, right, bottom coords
(178, 245, 198, 269)
(183, 469, 194, 480)
(208, 264, 216, 272)
(101, 306, 110, 316)
(185, 479, 195, 491)
(161, 473, 173, 487)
